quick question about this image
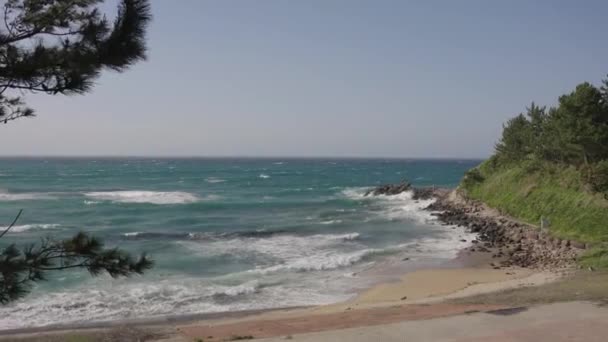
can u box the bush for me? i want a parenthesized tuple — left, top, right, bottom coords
(590, 160, 608, 194)
(462, 168, 484, 188)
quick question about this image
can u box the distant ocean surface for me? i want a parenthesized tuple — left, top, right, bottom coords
(0, 158, 480, 329)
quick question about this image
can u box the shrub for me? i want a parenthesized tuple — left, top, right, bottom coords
(590, 160, 608, 194)
(462, 168, 484, 189)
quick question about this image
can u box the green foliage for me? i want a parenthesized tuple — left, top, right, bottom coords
(590, 160, 608, 194)
(0, 230, 153, 304)
(462, 160, 608, 243)
(462, 168, 484, 188)
(494, 78, 608, 168)
(0, 0, 151, 123)
(468, 75, 608, 253)
(579, 247, 608, 269)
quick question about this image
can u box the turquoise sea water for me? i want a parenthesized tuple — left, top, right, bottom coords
(0, 158, 479, 329)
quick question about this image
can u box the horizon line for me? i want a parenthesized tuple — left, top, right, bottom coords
(0, 154, 487, 161)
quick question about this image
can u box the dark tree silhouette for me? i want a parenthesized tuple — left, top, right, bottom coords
(0, 210, 153, 304)
(0, 0, 153, 304)
(0, 0, 151, 122)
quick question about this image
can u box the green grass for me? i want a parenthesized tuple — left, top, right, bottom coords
(462, 160, 608, 243)
(579, 248, 608, 269)
(461, 159, 608, 267)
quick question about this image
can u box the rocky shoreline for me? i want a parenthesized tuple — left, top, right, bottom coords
(366, 183, 584, 270)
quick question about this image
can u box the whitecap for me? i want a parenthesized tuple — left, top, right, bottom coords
(83, 191, 199, 204)
(320, 219, 343, 225)
(181, 232, 366, 275)
(341, 188, 437, 224)
(0, 191, 55, 201)
(340, 187, 368, 200)
(205, 177, 226, 184)
(374, 191, 437, 224)
(256, 248, 377, 274)
(3, 223, 61, 233)
(259, 173, 270, 179)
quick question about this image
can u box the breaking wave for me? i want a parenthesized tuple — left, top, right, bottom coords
(83, 191, 200, 204)
(341, 187, 437, 223)
(205, 177, 226, 184)
(0, 191, 55, 201)
(2, 223, 60, 233)
(121, 229, 293, 240)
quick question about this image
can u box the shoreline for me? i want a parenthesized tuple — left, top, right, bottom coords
(0, 187, 575, 341)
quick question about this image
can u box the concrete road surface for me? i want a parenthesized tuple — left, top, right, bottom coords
(256, 301, 608, 342)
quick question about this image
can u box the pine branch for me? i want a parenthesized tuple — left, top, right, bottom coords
(0, 209, 23, 239)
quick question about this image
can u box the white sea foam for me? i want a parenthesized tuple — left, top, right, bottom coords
(0, 276, 345, 330)
(320, 219, 343, 225)
(83, 191, 200, 204)
(0, 191, 55, 201)
(181, 232, 367, 275)
(205, 177, 226, 184)
(259, 173, 270, 179)
(341, 187, 436, 224)
(256, 248, 377, 273)
(376, 191, 437, 224)
(3, 224, 60, 233)
(340, 187, 368, 200)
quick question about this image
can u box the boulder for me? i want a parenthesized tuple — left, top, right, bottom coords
(364, 181, 412, 196)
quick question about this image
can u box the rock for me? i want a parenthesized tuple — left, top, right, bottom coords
(570, 241, 585, 249)
(412, 187, 436, 200)
(419, 188, 577, 271)
(364, 181, 412, 196)
(525, 231, 539, 240)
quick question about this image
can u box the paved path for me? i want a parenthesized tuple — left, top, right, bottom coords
(256, 302, 608, 342)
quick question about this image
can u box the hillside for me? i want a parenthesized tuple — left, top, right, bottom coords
(460, 76, 608, 268)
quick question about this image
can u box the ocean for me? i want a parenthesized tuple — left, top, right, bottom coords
(0, 158, 479, 329)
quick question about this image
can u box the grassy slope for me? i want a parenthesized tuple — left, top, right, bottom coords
(461, 159, 608, 267)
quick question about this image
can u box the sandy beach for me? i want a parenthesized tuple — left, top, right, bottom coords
(0, 247, 566, 341)
(173, 264, 561, 341)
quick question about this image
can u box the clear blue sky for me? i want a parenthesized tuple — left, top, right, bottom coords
(2, 0, 608, 158)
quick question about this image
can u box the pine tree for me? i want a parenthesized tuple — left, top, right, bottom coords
(0, 0, 151, 122)
(0, 0, 153, 304)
